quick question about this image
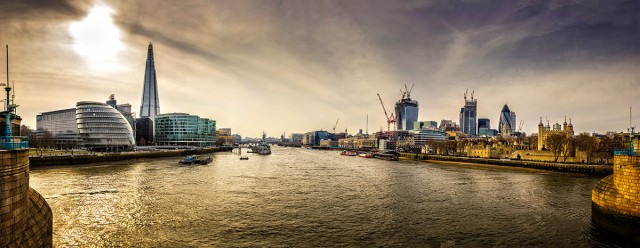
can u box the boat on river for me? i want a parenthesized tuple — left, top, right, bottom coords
(358, 152, 373, 158)
(256, 132, 271, 155)
(194, 156, 213, 165)
(340, 150, 357, 156)
(179, 156, 196, 164)
(179, 155, 212, 165)
(373, 151, 398, 161)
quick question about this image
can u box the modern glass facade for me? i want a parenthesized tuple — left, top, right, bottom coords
(135, 117, 153, 145)
(478, 118, 490, 130)
(396, 99, 419, 131)
(414, 121, 438, 130)
(460, 98, 477, 136)
(140, 43, 161, 120)
(302, 131, 334, 146)
(36, 108, 81, 147)
(410, 129, 447, 145)
(154, 113, 216, 147)
(498, 104, 515, 134)
(76, 101, 135, 151)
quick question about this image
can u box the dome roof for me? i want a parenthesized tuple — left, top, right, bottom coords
(501, 104, 511, 113)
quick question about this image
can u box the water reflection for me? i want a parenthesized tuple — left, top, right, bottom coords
(30, 147, 618, 247)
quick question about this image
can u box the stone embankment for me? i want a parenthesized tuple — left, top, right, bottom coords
(399, 153, 612, 175)
(30, 147, 233, 167)
(1, 150, 52, 247)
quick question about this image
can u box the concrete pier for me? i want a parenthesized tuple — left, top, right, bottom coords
(0, 150, 52, 247)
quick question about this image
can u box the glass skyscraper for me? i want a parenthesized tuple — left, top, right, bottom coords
(140, 43, 160, 120)
(498, 104, 516, 134)
(395, 98, 419, 131)
(460, 97, 477, 136)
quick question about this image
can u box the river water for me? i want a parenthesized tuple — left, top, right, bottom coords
(30, 147, 619, 247)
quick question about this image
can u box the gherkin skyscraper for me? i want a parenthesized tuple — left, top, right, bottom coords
(140, 43, 160, 119)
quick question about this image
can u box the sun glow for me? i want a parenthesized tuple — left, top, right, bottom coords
(69, 5, 123, 71)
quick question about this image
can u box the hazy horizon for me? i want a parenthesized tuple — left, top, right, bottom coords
(1, 0, 638, 137)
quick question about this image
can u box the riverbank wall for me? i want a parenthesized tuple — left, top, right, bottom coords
(591, 153, 640, 242)
(1, 149, 52, 247)
(399, 153, 612, 175)
(29, 147, 233, 167)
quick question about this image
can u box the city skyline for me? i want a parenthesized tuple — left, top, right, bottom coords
(1, 0, 639, 136)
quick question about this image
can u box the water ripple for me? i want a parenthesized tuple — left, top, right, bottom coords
(28, 147, 618, 247)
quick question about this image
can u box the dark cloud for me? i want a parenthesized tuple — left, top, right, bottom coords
(493, 23, 640, 70)
(0, 0, 86, 20)
(120, 21, 230, 65)
(5, 0, 640, 135)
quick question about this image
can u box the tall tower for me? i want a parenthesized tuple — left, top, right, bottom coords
(140, 43, 160, 120)
(395, 98, 419, 131)
(395, 84, 418, 131)
(499, 104, 514, 135)
(459, 90, 477, 136)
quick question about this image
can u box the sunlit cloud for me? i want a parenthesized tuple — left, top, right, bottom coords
(3, 0, 639, 136)
(69, 4, 123, 71)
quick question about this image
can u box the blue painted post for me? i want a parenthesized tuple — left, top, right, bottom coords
(5, 89, 10, 139)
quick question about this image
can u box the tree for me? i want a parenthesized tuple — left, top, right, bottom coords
(456, 140, 468, 156)
(561, 136, 575, 163)
(20, 125, 38, 148)
(596, 135, 625, 164)
(525, 136, 538, 150)
(575, 133, 598, 163)
(546, 133, 567, 162)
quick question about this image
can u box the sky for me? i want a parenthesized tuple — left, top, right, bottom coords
(0, 0, 638, 137)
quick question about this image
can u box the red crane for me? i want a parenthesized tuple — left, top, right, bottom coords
(377, 93, 396, 133)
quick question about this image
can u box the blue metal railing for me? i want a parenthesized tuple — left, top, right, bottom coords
(614, 148, 635, 156)
(0, 136, 29, 150)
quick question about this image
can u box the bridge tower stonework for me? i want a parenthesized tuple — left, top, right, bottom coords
(592, 139, 640, 241)
(0, 150, 52, 247)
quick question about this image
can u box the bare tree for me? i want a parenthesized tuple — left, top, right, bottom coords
(596, 135, 625, 164)
(575, 133, 598, 163)
(546, 133, 567, 162)
(561, 136, 575, 163)
(525, 136, 538, 150)
(456, 140, 468, 156)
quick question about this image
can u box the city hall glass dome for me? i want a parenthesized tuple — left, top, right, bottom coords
(76, 101, 135, 151)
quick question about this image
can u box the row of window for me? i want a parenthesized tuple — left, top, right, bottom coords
(76, 108, 117, 114)
(77, 118, 129, 124)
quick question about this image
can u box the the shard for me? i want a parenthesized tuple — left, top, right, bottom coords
(140, 43, 160, 119)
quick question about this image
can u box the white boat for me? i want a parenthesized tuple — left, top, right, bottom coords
(257, 132, 271, 155)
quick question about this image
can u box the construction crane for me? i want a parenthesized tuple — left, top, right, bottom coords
(518, 120, 524, 132)
(399, 83, 415, 100)
(404, 83, 414, 99)
(332, 118, 339, 134)
(377, 93, 396, 133)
